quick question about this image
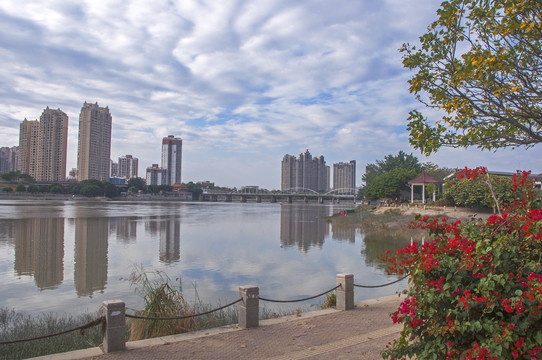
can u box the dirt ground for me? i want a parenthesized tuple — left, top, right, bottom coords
(372, 204, 492, 220)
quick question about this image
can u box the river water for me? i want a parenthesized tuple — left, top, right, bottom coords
(0, 200, 411, 316)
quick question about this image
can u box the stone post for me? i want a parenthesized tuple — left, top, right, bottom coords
(239, 286, 259, 328)
(336, 274, 354, 311)
(100, 300, 126, 353)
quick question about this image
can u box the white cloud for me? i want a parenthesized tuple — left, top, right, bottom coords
(1, 0, 539, 189)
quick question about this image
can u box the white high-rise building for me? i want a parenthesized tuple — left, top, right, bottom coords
(161, 135, 182, 185)
(333, 161, 356, 195)
(118, 155, 138, 180)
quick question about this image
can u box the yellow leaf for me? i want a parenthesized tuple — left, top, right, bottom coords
(240, 344, 247, 348)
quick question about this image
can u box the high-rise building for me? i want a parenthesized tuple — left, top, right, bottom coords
(281, 149, 329, 193)
(17, 108, 68, 182)
(118, 155, 138, 180)
(36, 108, 69, 182)
(17, 119, 39, 177)
(110, 160, 118, 177)
(146, 163, 167, 186)
(0, 146, 17, 174)
(333, 160, 356, 195)
(161, 135, 182, 185)
(77, 102, 112, 181)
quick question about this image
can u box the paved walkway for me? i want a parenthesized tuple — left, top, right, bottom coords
(38, 295, 404, 360)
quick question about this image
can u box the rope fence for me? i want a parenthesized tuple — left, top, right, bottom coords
(1, 273, 410, 354)
(354, 275, 409, 288)
(0, 316, 105, 345)
(125, 298, 243, 321)
(258, 284, 341, 303)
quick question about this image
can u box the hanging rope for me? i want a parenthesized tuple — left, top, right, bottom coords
(258, 284, 341, 303)
(0, 316, 105, 345)
(125, 298, 242, 321)
(354, 275, 409, 288)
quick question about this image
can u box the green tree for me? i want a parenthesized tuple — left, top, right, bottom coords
(402, 0, 542, 155)
(102, 182, 119, 198)
(127, 177, 146, 192)
(15, 184, 25, 192)
(363, 151, 421, 187)
(184, 182, 203, 200)
(364, 168, 418, 201)
(80, 185, 103, 197)
(27, 185, 39, 193)
(2, 187, 13, 192)
(49, 183, 64, 194)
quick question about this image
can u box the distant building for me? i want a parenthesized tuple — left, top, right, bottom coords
(146, 164, 167, 186)
(333, 161, 356, 195)
(109, 177, 126, 185)
(0, 146, 18, 174)
(77, 102, 112, 181)
(17, 107, 68, 182)
(68, 168, 77, 181)
(281, 149, 329, 193)
(110, 161, 118, 177)
(161, 135, 182, 185)
(118, 155, 138, 180)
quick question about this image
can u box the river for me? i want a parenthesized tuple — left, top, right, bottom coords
(0, 200, 411, 316)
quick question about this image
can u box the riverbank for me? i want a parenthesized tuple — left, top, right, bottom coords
(372, 204, 492, 220)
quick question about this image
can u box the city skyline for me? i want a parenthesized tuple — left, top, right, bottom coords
(0, 1, 540, 189)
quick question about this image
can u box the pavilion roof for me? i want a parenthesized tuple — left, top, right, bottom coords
(408, 170, 439, 184)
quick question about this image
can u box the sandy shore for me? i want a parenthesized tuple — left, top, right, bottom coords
(373, 204, 492, 220)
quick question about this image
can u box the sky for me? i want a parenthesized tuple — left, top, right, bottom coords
(1, 0, 540, 189)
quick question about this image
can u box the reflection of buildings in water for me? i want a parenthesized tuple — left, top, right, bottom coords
(145, 216, 181, 263)
(331, 222, 356, 243)
(360, 230, 414, 271)
(159, 218, 180, 263)
(0, 220, 15, 244)
(14, 218, 64, 289)
(280, 205, 328, 252)
(144, 216, 160, 238)
(75, 218, 108, 296)
(109, 217, 137, 243)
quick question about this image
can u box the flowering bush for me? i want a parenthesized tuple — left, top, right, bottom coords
(382, 168, 542, 359)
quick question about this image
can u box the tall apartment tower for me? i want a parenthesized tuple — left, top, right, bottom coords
(1, 146, 18, 174)
(36, 108, 69, 182)
(77, 102, 112, 181)
(333, 160, 356, 194)
(161, 135, 182, 185)
(17, 119, 40, 177)
(281, 149, 329, 193)
(118, 155, 138, 180)
(17, 108, 68, 182)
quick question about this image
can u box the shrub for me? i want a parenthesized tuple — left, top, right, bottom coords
(2, 187, 12, 192)
(382, 168, 542, 359)
(15, 184, 25, 192)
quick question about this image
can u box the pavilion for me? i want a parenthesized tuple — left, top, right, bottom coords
(408, 171, 440, 203)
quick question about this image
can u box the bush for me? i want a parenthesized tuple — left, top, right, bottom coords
(444, 174, 515, 209)
(15, 184, 25, 192)
(2, 187, 12, 192)
(382, 168, 542, 359)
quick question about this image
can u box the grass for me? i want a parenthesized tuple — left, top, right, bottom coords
(127, 266, 239, 341)
(0, 309, 103, 360)
(0, 267, 320, 359)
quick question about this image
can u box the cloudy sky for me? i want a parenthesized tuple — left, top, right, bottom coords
(1, 0, 540, 189)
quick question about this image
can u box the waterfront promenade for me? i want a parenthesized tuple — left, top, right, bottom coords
(39, 294, 403, 360)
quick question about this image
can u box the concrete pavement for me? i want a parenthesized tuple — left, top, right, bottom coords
(34, 294, 404, 360)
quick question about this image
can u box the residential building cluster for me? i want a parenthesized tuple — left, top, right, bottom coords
(2, 102, 183, 187)
(281, 149, 356, 194)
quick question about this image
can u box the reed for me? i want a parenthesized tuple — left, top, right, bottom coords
(127, 266, 238, 341)
(0, 308, 102, 359)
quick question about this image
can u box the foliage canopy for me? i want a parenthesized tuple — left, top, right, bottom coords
(403, 0, 542, 155)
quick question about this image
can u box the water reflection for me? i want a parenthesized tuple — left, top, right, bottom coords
(280, 205, 329, 251)
(14, 218, 64, 289)
(109, 217, 137, 243)
(74, 218, 108, 296)
(360, 230, 415, 272)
